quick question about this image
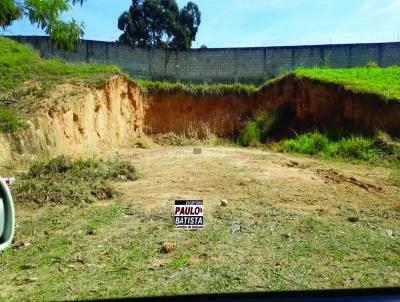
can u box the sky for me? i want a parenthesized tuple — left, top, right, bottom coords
(2, 0, 400, 48)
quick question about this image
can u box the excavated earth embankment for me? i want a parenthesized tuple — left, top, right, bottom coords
(1, 74, 399, 165)
(146, 75, 400, 137)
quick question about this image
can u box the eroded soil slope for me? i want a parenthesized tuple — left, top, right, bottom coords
(2, 76, 145, 164)
(2, 74, 400, 165)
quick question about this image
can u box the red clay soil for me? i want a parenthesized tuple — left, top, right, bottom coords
(143, 75, 400, 138)
(144, 92, 258, 138)
(284, 76, 400, 134)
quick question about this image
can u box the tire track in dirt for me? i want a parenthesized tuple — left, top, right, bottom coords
(315, 168, 382, 192)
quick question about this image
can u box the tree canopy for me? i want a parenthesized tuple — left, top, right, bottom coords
(0, 0, 85, 50)
(118, 0, 201, 50)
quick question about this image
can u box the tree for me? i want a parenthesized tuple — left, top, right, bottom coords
(118, 0, 201, 50)
(0, 0, 85, 50)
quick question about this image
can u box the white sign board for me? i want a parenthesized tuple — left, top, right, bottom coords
(174, 200, 204, 229)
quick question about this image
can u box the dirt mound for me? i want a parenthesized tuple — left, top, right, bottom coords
(1, 74, 400, 165)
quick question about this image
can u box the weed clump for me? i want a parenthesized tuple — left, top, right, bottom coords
(333, 136, 380, 161)
(373, 130, 400, 156)
(366, 61, 379, 68)
(281, 132, 330, 155)
(0, 106, 25, 133)
(239, 110, 283, 147)
(13, 155, 138, 206)
(239, 120, 261, 147)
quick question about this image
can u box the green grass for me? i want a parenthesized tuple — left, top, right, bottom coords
(136, 79, 258, 96)
(0, 106, 25, 133)
(0, 36, 122, 93)
(280, 131, 400, 166)
(234, 110, 400, 167)
(294, 66, 400, 101)
(132, 63, 400, 102)
(389, 171, 400, 186)
(1, 199, 399, 300)
(137, 65, 400, 100)
(14, 155, 138, 206)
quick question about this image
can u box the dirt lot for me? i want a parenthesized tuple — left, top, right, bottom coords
(1, 146, 400, 300)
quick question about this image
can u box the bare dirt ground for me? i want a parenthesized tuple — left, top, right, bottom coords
(116, 146, 399, 218)
(1, 146, 400, 300)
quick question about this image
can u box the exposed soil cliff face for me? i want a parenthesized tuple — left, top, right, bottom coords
(143, 78, 296, 139)
(144, 92, 257, 138)
(289, 76, 400, 134)
(7, 76, 145, 162)
(1, 75, 400, 165)
(144, 75, 400, 138)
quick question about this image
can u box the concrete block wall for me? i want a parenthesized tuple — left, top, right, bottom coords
(6, 35, 400, 84)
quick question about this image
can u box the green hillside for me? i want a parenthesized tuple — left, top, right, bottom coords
(295, 66, 400, 101)
(0, 36, 121, 93)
